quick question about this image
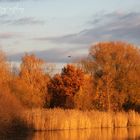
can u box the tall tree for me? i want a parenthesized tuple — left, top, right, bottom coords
(80, 42, 140, 111)
(13, 54, 50, 108)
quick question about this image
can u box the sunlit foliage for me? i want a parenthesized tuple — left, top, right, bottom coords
(12, 54, 50, 108)
(81, 42, 140, 111)
(48, 64, 84, 108)
(0, 51, 11, 86)
(74, 74, 95, 110)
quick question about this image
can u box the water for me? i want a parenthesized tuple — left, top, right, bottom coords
(2, 127, 140, 140)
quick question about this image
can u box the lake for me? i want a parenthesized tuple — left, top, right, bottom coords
(2, 127, 140, 140)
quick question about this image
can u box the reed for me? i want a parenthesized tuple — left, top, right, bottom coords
(114, 112, 128, 127)
(128, 110, 140, 126)
(22, 109, 140, 131)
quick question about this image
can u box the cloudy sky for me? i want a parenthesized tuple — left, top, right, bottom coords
(0, 0, 140, 63)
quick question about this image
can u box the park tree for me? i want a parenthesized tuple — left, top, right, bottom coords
(12, 54, 50, 108)
(80, 41, 140, 111)
(48, 64, 84, 108)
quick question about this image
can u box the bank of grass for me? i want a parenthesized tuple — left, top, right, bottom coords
(22, 109, 140, 131)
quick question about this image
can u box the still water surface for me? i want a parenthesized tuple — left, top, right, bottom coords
(3, 127, 140, 140)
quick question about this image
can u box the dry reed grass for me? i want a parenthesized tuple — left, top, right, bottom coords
(114, 112, 128, 127)
(22, 109, 140, 131)
(128, 110, 140, 126)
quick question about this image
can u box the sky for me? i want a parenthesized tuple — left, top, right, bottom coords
(0, 0, 140, 64)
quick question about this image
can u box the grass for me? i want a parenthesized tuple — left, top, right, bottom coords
(22, 108, 140, 131)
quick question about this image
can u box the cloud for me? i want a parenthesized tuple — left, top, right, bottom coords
(0, 0, 41, 2)
(0, 16, 45, 25)
(8, 49, 70, 63)
(8, 45, 88, 63)
(0, 0, 17, 1)
(43, 12, 140, 45)
(0, 14, 8, 18)
(12, 17, 45, 25)
(8, 11, 140, 63)
(0, 32, 20, 39)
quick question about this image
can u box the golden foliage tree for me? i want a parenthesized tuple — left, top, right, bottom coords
(48, 64, 84, 108)
(81, 42, 140, 111)
(0, 51, 11, 86)
(74, 74, 95, 110)
(0, 51, 24, 134)
(12, 54, 50, 108)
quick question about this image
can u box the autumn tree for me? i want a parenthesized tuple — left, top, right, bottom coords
(74, 74, 95, 110)
(0, 51, 11, 86)
(80, 41, 140, 111)
(0, 51, 24, 133)
(48, 64, 84, 108)
(12, 54, 50, 108)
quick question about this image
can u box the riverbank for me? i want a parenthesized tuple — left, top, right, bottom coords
(22, 109, 140, 131)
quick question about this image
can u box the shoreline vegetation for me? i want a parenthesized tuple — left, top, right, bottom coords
(1, 108, 140, 138)
(22, 109, 140, 131)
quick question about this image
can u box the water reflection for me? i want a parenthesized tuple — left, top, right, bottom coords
(31, 127, 140, 140)
(2, 127, 140, 140)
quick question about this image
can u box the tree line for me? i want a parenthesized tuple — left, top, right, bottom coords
(0, 41, 140, 112)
